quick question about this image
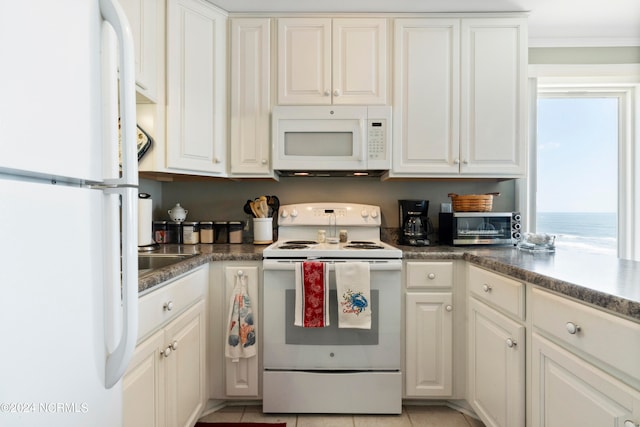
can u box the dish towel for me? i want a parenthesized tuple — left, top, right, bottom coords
(335, 262, 371, 329)
(225, 273, 256, 360)
(294, 261, 330, 328)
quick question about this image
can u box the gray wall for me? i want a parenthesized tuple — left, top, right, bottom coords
(143, 177, 516, 230)
(529, 47, 640, 64)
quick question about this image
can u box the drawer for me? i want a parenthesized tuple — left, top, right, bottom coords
(468, 264, 524, 320)
(138, 265, 208, 341)
(532, 288, 640, 383)
(406, 261, 453, 289)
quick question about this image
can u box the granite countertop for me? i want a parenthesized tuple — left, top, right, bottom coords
(138, 243, 640, 322)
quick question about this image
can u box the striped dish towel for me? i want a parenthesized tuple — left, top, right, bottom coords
(294, 261, 330, 327)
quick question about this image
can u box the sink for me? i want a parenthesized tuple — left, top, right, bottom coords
(138, 253, 197, 276)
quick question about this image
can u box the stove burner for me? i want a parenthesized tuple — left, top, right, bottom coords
(284, 240, 318, 245)
(278, 244, 310, 250)
(345, 243, 385, 250)
(350, 240, 375, 244)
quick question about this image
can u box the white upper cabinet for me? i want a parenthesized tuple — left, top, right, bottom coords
(277, 18, 387, 105)
(460, 18, 527, 176)
(166, 0, 227, 175)
(121, 0, 159, 102)
(229, 18, 272, 177)
(393, 19, 460, 175)
(391, 17, 527, 178)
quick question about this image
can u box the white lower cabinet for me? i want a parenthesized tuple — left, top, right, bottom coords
(531, 333, 640, 427)
(404, 261, 456, 398)
(209, 262, 261, 400)
(405, 292, 453, 396)
(468, 297, 525, 427)
(124, 267, 208, 427)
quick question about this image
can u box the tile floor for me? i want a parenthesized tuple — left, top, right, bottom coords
(199, 405, 486, 426)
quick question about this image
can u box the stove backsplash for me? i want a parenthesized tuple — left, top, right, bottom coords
(143, 178, 517, 242)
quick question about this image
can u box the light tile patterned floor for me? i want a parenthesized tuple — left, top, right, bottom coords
(199, 405, 486, 426)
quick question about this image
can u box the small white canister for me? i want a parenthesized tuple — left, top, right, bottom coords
(253, 217, 273, 244)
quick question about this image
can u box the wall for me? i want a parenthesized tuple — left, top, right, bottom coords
(147, 177, 516, 232)
(529, 47, 640, 64)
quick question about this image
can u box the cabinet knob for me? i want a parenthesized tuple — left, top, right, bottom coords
(463, 159, 469, 164)
(333, 89, 341, 97)
(445, 305, 453, 312)
(161, 347, 172, 358)
(427, 273, 436, 280)
(506, 338, 517, 348)
(324, 90, 331, 96)
(624, 420, 639, 427)
(454, 158, 460, 165)
(163, 301, 174, 311)
(214, 157, 221, 164)
(566, 322, 581, 335)
(170, 340, 178, 351)
(261, 159, 268, 165)
(482, 284, 492, 293)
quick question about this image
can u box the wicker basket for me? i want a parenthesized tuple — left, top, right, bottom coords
(448, 193, 500, 212)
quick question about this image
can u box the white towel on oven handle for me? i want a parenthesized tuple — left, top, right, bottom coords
(335, 262, 371, 329)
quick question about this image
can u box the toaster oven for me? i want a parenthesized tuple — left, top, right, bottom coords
(439, 212, 521, 246)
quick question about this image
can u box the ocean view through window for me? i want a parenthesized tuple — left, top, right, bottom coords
(536, 96, 618, 256)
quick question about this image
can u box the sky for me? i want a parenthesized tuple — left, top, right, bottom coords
(536, 97, 618, 213)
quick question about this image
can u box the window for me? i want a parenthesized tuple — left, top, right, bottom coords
(522, 73, 639, 260)
(535, 96, 618, 256)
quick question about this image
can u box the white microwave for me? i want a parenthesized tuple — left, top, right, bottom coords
(272, 105, 392, 176)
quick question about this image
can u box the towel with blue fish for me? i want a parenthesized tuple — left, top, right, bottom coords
(335, 262, 371, 329)
(225, 272, 256, 360)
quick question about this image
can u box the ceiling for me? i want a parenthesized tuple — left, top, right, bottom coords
(206, 0, 640, 47)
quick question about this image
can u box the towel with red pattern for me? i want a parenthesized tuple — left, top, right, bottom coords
(295, 261, 330, 327)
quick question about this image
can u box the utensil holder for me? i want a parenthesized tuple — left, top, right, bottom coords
(253, 217, 273, 244)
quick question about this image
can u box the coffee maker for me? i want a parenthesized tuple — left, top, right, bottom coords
(399, 200, 432, 246)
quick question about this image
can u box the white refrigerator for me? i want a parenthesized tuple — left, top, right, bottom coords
(0, 1, 138, 426)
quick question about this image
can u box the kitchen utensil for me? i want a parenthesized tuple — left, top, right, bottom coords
(259, 196, 269, 217)
(249, 200, 259, 218)
(267, 195, 280, 216)
(448, 192, 500, 212)
(244, 199, 255, 216)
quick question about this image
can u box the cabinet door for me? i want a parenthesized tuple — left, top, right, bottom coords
(230, 18, 272, 176)
(532, 334, 640, 427)
(405, 292, 453, 397)
(468, 298, 525, 427)
(392, 19, 460, 174)
(224, 266, 260, 396)
(460, 18, 526, 176)
(123, 330, 165, 427)
(278, 18, 331, 105)
(120, 0, 158, 102)
(167, 0, 226, 174)
(332, 18, 387, 105)
(165, 299, 207, 427)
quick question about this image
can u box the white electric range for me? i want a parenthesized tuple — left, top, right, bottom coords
(262, 203, 402, 414)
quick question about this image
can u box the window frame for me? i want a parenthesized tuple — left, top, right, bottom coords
(521, 66, 640, 260)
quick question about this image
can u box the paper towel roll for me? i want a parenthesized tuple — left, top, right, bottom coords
(138, 194, 154, 246)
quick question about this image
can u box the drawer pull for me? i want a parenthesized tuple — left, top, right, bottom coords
(427, 273, 436, 280)
(482, 284, 492, 292)
(566, 322, 581, 335)
(445, 305, 453, 312)
(624, 421, 639, 427)
(163, 301, 174, 311)
(506, 338, 517, 348)
(161, 347, 172, 358)
(170, 340, 178, 351)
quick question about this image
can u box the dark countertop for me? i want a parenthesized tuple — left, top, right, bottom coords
(139, 243, 640, 322)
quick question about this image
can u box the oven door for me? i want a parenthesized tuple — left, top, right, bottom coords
(262, 259, 401, 371)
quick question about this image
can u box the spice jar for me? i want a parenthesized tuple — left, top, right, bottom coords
(228, 221, 243, 244)
(153, 221, 167, 244)
(182, 221, 200, 244)
(317, 229, 326, 243)
(214, 221, 228, 243)
(200, 221, 214, 244)
(339, 229, 348, 243)
(168, 222, 182, 244)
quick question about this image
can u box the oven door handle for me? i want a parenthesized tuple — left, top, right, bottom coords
(262, 260, 402, 271)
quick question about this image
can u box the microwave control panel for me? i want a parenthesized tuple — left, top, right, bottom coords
(367, 118, 389, 168)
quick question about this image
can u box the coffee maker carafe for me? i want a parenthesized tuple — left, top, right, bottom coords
(399, 200, 432, 246)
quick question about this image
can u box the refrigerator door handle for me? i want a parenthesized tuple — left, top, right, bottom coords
(105, 186, 138, 389)
(100, 0, 138, 187)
